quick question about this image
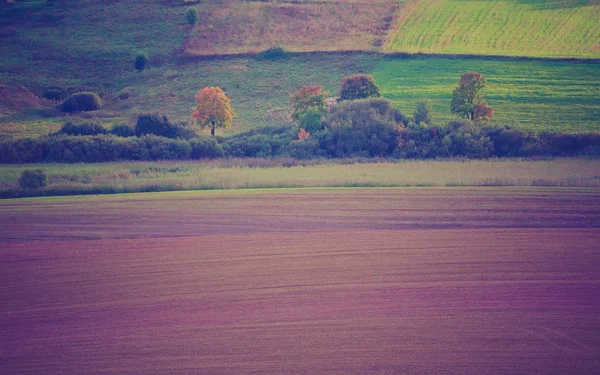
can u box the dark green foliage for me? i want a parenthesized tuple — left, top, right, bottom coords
(299, 107, 324, 134)
(186, 8, 198, 25)
(414, 100, 433, 125)
(135, 114, 196, 139)
(60, 92, 103, 113)
(57, 121, 108, 136)
(189, 137, 224, 159)
(134, 53, 148, 72)
(110, 124, 136, 137)
(326, 98, 405, 157)
(221, 125, 296, 157)
(18, 169, 47, 189)
(285, 138, 323, 159)
(42, 87, 65, 101)
(339, 74, 381, 101)
(256, 47, 290, 61)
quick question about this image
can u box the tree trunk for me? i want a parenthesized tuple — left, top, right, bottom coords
(211, 122, 215, 136)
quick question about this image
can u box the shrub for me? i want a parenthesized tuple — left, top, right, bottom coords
(60, 92, 102, 113)
(42, 87, 65, 101)
(186, 8, 198, 25)
(189, 137, 224, 159)
(19, 169, 47, 189)
(256, 46, 289, 61)
(134, 53, 148, 72)
(110, 124, 136, 137)
(414, 100, 433, 125)
(339, 74, 381, 102)
(57, 121, 108, 136)
(135, 113, 196, 139)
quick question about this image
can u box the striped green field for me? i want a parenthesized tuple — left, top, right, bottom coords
(373, 57, 600, 132)
(386, 0, 600, 58)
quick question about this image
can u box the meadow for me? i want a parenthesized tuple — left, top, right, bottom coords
(2, 188, 599, 373)
(2, 158, 599, 198)
(374, 57, 600, 132)
(386, 0, 600, 58)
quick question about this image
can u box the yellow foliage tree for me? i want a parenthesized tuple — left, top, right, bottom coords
(191, 87, 235, 136)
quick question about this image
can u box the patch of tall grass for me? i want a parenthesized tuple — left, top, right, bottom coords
(1, 158, 598, 198)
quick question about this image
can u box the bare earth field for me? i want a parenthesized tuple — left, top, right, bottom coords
(1, 188, 600, 374)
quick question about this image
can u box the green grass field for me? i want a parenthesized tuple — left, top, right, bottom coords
(373, 57, 600, 132)
(387, 0, 600, 58)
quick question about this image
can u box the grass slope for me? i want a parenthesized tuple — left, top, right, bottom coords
(373, 57, 600, 132)
(386, 0, 600, 58)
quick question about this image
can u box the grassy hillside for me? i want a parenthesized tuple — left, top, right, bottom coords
(374, 57, 600, 132)
(386, 0, 600, 58)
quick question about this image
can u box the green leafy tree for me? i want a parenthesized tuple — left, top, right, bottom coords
(339, 74, 381, 101)
(414, 100, 433, 125)
(299, 107, 324, 134)
(450, 72, 493, 123)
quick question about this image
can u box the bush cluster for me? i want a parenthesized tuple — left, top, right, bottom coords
(60, 92, 103, 113)
(135, 113, 197, 139)
(2, 101, 599, 164)
(57, 121, 108, 136)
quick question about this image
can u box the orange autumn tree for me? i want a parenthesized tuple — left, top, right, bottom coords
(191, 87, 235, 136)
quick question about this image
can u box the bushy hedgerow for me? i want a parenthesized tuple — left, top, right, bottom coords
(220, 125, 297, 157)
(110, 124, 136, 137)
(190, 137, 224, 159)
(60, 92, 103, 113)
(0, 135, 224, 163)
(135, 113, 196, 139)
(19, 169, 47, 189)
(57, 121, 108, 136)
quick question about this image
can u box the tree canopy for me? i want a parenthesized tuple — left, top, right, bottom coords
(290, 85, 327, 121)
(192, 87, 235, 136)
(450, 72, 493, 123)
(339, 74, 381, 101)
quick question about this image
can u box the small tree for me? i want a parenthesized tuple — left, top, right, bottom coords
(414, 100, 432, 125)
(290, 85, 327, 121)
(192, 87, 235, 136)
(451, 72, 493, 123)
(299, 107, 324, 134)
(186, 8, 198, 25)
(134, 53, 148, 72)
(19, 169, 47, 190)
(339, 74, 381, 101)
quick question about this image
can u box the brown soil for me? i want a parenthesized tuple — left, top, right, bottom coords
(1, 188, 599, 374)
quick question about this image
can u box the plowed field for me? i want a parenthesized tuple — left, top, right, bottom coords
(1, 188, 600, 374)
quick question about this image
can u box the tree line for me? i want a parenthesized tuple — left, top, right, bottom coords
(1, 72, 598, 164)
